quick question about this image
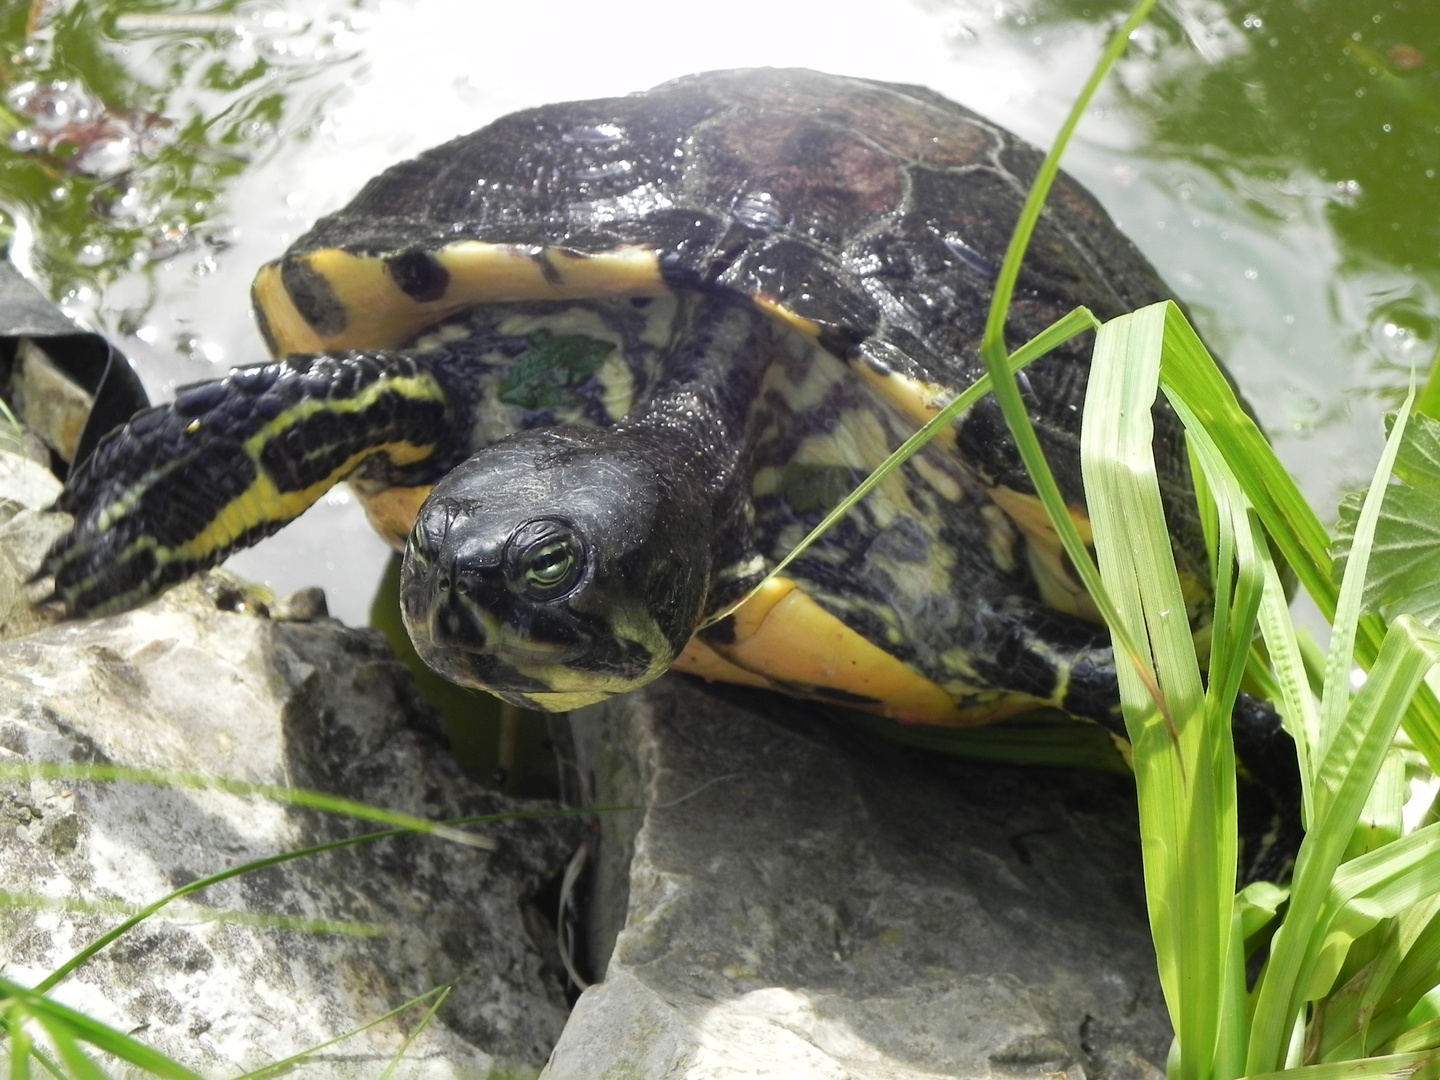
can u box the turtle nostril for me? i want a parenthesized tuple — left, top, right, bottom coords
(438, 574, 452, 593)
(456, 578, 470, 596)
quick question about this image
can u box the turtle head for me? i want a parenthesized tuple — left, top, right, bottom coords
(400, 428, 714, 710)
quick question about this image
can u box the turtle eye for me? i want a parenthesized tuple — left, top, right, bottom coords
(525, 540, 575, 590)
(506, 519, 587, 601)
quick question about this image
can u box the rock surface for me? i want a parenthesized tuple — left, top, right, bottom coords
(0, 440, 1174, 1079)
(547, 677, 1172, 1080)
(0, 450, 582, 1078)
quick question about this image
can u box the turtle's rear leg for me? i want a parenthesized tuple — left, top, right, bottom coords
(976, 598, 1302, 883)
(41, 351, 461, 616)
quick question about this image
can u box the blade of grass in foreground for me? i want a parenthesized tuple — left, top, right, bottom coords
(0, 762, 495, 850)
(1243, 392, 1416, 1072)
(1245, 1050, 1440, 1080)
(1082, 303, 1238, 1080)
(237, 983, 456, 1080)
(34, 804, 596, 994)
(1147, 305, 1440, 1077)
(975, 0, 1162, 708)
(1247, 614, 1440, 1074)
(0, 977, 205, 1080)
(1154, 304, 1440, 774)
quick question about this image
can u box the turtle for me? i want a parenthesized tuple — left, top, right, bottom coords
(40, 68, 1295, 826)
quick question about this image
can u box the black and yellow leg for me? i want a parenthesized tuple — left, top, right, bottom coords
(976, 598, 1301, 884)
(43, 350, 459, 616)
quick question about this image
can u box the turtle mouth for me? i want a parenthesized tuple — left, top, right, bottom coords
(410, 629, 583, 693)
(490, 635, 588, 666)
(415, 618, 590, 669)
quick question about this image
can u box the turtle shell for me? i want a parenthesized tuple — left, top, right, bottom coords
(253, 66, 1190, 521)
(242, 68, 1208, 723)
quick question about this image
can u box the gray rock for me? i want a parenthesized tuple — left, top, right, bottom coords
(0, 456, 583, 1077)
(0, 449, 68, 640)
(546, 677, 1171, 1080)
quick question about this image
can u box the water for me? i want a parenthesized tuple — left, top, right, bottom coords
(2, 0, 1437, 627)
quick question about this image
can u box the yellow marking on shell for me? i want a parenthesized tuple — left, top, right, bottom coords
(410, 322, 475, 352)
(355, 485, 435, 550)
(254, 243, 668, 357)
(753, 327, 849, 419)
(988, 485, 1101, 624)
(799, 407, 896, 466)
(905, 453, 963, 503)
(853, 364, 956, 447)
(751, 295, 821, 339)
(786, 409, 917, 532)
(704, 577, 972, 726)
(672, 638, 775, 689)
(980, 503, 1019, 573)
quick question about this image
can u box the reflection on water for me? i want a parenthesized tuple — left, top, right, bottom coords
(1, 0, 1437, 623)
(1, 0, 365, 305)
(1092, 0, 1440, 494)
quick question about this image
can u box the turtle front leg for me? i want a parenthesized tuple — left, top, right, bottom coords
(42, 350, 462, 616)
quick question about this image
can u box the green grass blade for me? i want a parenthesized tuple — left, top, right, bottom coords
(1155, 304, 1332, 615)
(0, 979, 204, 1080)
(5, 1003, 32, 1080)
(1219, 904, 1251, 1079)
(1312, 920, 1403, 1062)
(1317, 399, 1416, 794)
(1366, 902, 1440, 1051)
(377, 985, 450, 1080)
(236, 983, 455, 1080)
(1154, 304, 1440, 774)
(0, 762, 496, 850)
(1245, 1050, 1440, 1080)
(37, 805, 587, 994)
(1084, 303, 1233, 1080)
(1386, 1018, 1440, 1055)
(0, 891, 382, 937)
(1252, 539, 1321, 821)
(1325, 821, 1440, 923)
(1413, 344, 1440, 420)
(1247, 617, 1440, 1074)
(974, 0, 1163, 704)
(38, 1019, 109, 1080)
(35, 827, 414, 994)
(1345, 749, 1406, 861)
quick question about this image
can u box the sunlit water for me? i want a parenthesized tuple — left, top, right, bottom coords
(4, 0, 1436, 627)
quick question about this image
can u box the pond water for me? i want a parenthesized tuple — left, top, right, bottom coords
(2, 0, 1437, 629)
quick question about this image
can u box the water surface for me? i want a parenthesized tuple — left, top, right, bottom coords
(2, 0, 1436, 627)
